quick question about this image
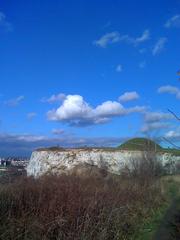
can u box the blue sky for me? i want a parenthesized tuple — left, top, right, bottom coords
(0, 0, 180, 156)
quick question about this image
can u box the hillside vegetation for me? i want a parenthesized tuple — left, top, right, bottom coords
(118, 138, 162, 151)
(0, 174, 163, 240)
(118, 138, 180, 156)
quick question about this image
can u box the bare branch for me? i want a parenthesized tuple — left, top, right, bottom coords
(168, 109, 180, 121)
(163, 137, 180, 150)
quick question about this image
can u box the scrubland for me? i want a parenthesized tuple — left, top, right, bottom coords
(0, 154, 179, 240)
(0, 174, 165, 239)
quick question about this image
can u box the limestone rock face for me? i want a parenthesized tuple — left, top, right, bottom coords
(26, 149, 180, 177)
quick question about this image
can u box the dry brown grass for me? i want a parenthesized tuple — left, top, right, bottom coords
(0, 172, 163, 240)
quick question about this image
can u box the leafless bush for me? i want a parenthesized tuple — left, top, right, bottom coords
(122, 150, 163, 186)
(0, 173, 163, 240)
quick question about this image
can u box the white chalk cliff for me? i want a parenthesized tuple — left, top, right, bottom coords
(27, 148, 180, 177)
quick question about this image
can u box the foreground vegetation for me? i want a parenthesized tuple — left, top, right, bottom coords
(0, 172, 165, 240)
(0, 151, 180, 240)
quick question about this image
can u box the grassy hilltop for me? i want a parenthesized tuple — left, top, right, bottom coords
(118, 137, 180, 156)
(118, 137, 162, 151)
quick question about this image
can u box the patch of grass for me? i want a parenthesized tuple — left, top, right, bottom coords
(134, 203, 169, 240)
(161, 175, 180, 199)
(36, 146, 65, 151)
(134, 175, 180, 240)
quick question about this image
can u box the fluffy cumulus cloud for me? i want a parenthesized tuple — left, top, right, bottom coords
(41, 93, 66, 104)
(152, 38, 167, 56)
(118, 91, 139, 102)
(47, 94, 146, 126)
(5, 96, 25, 107)
(94, 29, 150, 48)
(158, 85, 180, 99)
(165, 15, 180, 28)
(0, 11, 12, 31)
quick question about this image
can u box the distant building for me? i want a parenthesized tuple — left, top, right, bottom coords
(0, 157, 29, 167)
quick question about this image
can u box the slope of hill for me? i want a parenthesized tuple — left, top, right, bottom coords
(118, 138, 180, 156)
(118, 137, 162, 151)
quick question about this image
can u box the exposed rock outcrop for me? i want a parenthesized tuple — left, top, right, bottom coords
(27, 148, 180, 177)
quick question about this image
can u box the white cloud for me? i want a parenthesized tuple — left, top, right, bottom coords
(47, 94, 146, 126)
(158, 85, 180, 99)
(94, 29, 150, 48)
(127, 106, 147, 114)
(144, 111, 172, 123)
(0, 132, 129, 156)
(41, 93, 66, 104)
(164, 129, 180, 143)
(95, 101, 124, 117)
(140, 111, 172, 134)
(135, 29, 150, 44)
(141, 122, 170, 133)
(94, 31, 120, 48)
(164, 129, 180, 142)
(27, 112, 37, 120)
(5, 96, 25, 107)
(118, 91, 139, 102)
(48, 95, 92, 121)
(152, 38, 167, 56)
(165, 15, 180, 28)
(158, 85, 179, 94)
(165, 130, 179, 138)
(0, 11, 12, 31)
(16, 134, 47, 142)
(116, 64, 123, 72)
(52, 129, 65, 135)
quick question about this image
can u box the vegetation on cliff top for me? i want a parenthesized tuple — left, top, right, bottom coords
(118, 137, 180, 155)
(118, 137, 162, 151)
(35, 137, 180, 156)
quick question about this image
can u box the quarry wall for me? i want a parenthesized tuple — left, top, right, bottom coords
(27, 149, 180, 177)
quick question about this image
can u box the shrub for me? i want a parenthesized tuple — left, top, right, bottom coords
(0, 173, 163, 240)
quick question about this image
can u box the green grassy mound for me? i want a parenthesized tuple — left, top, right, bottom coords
(118, 137, 180, 156)
(118, 137, 162, 151)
